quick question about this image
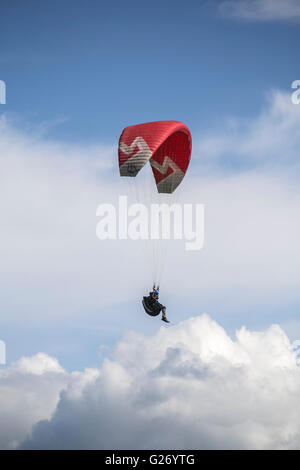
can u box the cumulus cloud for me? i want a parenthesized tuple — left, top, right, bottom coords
(0, 353, 68, 449)
(0, 315, 297, 449)
(219, 0, 300, 21)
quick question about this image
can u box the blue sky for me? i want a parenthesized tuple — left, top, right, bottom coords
(1, 0, 300, 450)
(1, 0, 298, 143)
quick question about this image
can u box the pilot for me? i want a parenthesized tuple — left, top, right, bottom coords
(149, 286, 170, 323)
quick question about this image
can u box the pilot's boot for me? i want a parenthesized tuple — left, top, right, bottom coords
(161, 309, 170, 323)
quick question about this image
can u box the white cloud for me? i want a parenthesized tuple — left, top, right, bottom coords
(172, 92, 300, 299)
(219, 0, 300, 21)
(0, 353, 68, 449)
(196, 90, 300, 169)
(15, 352, 65, 376)
(0, 114, 141, 321)
(0, 315, 298, 449)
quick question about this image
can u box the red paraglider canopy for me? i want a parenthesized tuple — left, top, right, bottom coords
(118, 121, 192, 193)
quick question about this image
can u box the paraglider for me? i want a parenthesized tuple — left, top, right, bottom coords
(118, 120, 192, 322)
(119, 120, 192, 193)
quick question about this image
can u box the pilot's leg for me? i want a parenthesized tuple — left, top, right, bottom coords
(161, 307, 170, 323)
